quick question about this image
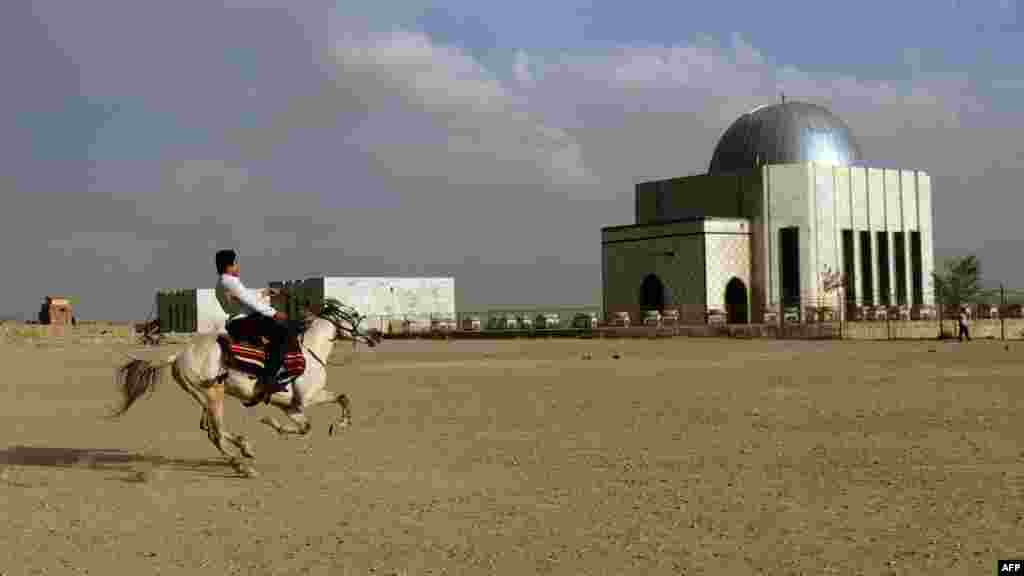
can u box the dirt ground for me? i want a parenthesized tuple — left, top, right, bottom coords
(0, 336, 1021, 575)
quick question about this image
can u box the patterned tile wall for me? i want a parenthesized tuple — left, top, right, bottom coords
(704, 234, 752, 310)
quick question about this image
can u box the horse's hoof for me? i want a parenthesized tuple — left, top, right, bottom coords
(233, 461, 258, 478)
(260, 416, 287, 436)
(328, 419, 350, 436)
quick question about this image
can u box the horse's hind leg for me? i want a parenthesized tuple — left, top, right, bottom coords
(174, 366, 214, 435)
(190, 389, 247, 458)
(203, 384, 253, 461)
(196, 375, 255, 459)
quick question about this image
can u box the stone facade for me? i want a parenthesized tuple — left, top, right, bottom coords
(602, 163, 935, 324)
(602, 218, 750, 324)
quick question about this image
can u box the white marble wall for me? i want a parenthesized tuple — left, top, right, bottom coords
(833, 167, 853, 302)
(764, 164, 811, 309)
(867, 169, 885, 304)
(321, 277, 456, 319)
(883, 170, 901, 304)
(917, 173, 934, 304)
(604, 163, 934, 324)
(813, 165, 838, 307)
(899, 171, 916, 304)
(761, 163, 935, 311)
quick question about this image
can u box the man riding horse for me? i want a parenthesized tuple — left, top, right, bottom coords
(214, 249, 291, 406)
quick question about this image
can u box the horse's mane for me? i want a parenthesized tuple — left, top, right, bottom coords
(299, 297, 366, 342)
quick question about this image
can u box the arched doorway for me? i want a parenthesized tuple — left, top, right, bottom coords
(725, 277, 748, 324)
(639, 274, 665, 310)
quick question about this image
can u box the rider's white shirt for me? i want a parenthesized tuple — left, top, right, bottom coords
(216, 273, 277, 320)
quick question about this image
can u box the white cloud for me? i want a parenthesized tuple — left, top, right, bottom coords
(47, 232, 169, 272)
(327, 29, 598, 193)
(5, 4, 1024, 318)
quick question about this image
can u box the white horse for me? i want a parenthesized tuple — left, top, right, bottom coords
(110, 298, 380, 475)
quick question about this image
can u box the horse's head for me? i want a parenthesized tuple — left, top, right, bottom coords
(306, 298, 379, 348)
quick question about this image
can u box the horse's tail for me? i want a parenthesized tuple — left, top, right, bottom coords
(109, 353, 179, 418)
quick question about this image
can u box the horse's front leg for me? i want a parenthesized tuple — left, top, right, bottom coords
(329, 392, 352, 436)
(259, 384, 334, 436)
(260, 388, 351, 436)
(260, 406, 312, 436)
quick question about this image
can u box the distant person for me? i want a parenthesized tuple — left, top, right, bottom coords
(214, 249, 289, 406)
(958, 306, 970, 342)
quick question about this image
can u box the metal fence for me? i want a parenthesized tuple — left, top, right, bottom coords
(361, 285, 1024, 341)
(362, 306, 603, 335)
(715, 285, 1024, 340)
(833, 285, 1024, 340)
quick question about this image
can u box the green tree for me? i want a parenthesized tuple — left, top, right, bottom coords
(931, 254, 983, 314)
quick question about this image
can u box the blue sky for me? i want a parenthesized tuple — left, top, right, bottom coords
(1, 0, 1022, 319)
(352, 0, 1022, 80)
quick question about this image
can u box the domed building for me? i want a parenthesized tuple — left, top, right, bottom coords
(601, 100, 935, 325)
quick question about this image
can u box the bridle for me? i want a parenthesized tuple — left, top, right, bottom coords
(297, 304, 372, 369)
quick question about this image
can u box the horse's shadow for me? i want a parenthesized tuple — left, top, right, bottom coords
(0, 445, 240, 482)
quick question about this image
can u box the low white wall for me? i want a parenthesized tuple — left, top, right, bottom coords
(322, 277, 456, 319)
(196, 288, 227, 333)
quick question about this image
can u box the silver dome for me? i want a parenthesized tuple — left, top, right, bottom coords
(708, 101, 863, 174)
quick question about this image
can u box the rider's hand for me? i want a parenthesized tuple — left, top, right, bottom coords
(274, 312, 288, 323)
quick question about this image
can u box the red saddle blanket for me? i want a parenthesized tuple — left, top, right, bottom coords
(216, 335, 306, 379)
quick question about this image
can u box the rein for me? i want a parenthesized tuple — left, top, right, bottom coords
(298, 330, 328, 369)
(306, 346, 328, 369)
(298, 317, 361, 370)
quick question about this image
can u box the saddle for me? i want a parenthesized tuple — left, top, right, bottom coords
(216, 332, 306, 382)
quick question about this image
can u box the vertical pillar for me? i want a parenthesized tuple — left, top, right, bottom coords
(886, 231, 896, 307)
(852, 230, 861, 307)
(887, 174, 899, 308)
(764, 167, 777, 316)
(872, 229, 880, 305)
(921, 222, 934, 307)
(909, 234, 917, 305)
(840, 169, 856, 314)
(867, 175, 880, 308)
(904, 170, 916, 306)
(806, 167, 818, 319)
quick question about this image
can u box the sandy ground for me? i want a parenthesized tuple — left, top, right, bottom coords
(0, 336, 1021, 575)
